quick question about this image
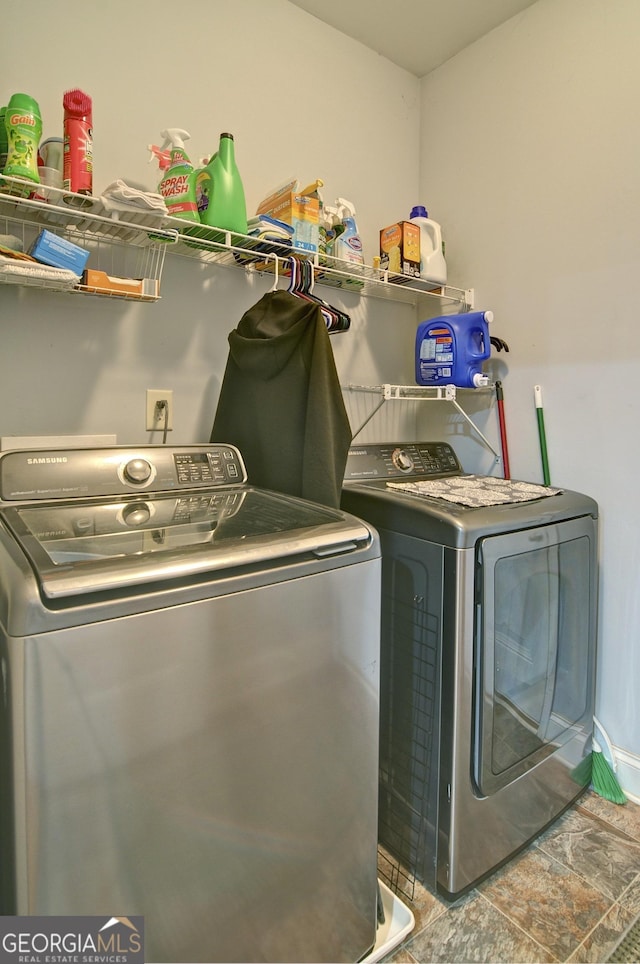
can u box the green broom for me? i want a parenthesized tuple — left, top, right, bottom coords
(533, 400, 625, 806)
(591, 717, 626, 805)
(571, 718, 626, 804)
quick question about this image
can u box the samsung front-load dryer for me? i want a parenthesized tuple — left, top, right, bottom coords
(342, 440, 598, 900)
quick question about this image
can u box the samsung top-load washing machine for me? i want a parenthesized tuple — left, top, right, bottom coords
(0, 443, 381, 964)
(342, 440, 598, 901)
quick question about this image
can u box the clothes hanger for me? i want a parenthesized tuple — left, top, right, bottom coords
(285, 255, 350, 333)
(309, 262, 351, 333)
(286, 256, 333, 328)
(269, 252, 279, 291)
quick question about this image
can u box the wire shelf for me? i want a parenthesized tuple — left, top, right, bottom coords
(343, 383, 500, 458)
(0, 176, 177, 301)
(164, 215, 472, 308)
(0, 174, 471, 309)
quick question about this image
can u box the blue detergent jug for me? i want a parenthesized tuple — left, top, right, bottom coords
(415, 310, 493, 388)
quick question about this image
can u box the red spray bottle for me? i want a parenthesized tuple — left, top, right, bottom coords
(63, 88, 92, 194)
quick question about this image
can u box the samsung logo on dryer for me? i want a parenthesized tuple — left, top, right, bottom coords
(27, 456, 68, 464)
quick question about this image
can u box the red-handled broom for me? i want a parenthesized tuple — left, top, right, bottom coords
(495, 380, 511, 479)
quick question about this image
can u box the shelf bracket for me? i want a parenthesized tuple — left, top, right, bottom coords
(349, 394, 388, 438)
(447, 395, 501, 462)
(344, 382, 501, 463)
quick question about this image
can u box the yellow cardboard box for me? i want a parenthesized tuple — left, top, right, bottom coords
(380, 221, 420, 279)
(81, 269, 158, 299)
(257, 185, 319, 254)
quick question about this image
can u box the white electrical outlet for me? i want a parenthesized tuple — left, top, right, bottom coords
(146, 389, 173, 432)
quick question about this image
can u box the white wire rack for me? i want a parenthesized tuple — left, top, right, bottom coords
(0, 174, 473, 309)
(0, 176, 177, 301)
(344, 382, 501, 460)
(164, 214, 473, 308)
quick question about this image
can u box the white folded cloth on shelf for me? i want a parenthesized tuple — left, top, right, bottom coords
(247, 214, 294, 242)
(0, 253, 80, 286)
(100, 180, 167, 213)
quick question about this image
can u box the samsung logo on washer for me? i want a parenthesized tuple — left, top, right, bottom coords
(26, 457, 68, 465)
(0, 916, 144, 964)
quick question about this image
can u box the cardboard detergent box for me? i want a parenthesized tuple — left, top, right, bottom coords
(256, 184, 319, 254)
(379, 221, 420, 279)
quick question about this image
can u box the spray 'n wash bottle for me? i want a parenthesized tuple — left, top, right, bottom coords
(157, 129, 199, 221)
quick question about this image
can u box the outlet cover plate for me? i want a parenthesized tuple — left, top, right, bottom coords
(146, 389, 173, 432)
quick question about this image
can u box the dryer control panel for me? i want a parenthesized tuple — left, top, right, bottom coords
(344, 441, 462, 481)
(0, 444, 248, 502)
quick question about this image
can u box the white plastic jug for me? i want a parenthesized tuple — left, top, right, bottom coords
(409, 205, 447, 287)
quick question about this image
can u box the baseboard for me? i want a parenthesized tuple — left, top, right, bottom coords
(614, 745, 640, 805)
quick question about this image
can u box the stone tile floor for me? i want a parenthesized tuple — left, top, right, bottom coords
(380, 791, 640, 963)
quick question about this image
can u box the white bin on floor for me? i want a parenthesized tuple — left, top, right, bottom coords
(364, 880, 415, 962)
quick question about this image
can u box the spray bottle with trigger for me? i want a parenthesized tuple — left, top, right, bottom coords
(323, 204, 340, 257)
(148, 143, 171, 175)
(333, 198, 364, 266)
(156, 128, 199, 222)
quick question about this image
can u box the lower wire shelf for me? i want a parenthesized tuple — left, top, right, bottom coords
(344, 383, 501, 462)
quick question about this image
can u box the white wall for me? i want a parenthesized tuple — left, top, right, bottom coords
(3, 0, 638, 794)
(418, 0, 640, 792)
(1, 0, 423, 446)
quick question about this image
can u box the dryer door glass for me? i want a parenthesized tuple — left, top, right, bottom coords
(474, 516, 596, 796)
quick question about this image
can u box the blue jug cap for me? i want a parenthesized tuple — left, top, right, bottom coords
(410, 205, 427, 219)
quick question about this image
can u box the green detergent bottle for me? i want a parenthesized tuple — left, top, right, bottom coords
(0, 107, 8, 171)
(4, 92, 42, 183)
(199, 132, 247, 234)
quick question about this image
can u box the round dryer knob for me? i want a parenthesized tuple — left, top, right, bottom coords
(123, 458, 153, 484)
(392, 448, 414, 473)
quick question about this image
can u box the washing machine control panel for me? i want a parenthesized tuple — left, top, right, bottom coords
(0, 445, 248, 502)
(344, 441, 462, 481)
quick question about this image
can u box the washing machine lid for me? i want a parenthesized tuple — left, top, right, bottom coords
(0, 445, 373, 598)
(0, 487, 371, 598)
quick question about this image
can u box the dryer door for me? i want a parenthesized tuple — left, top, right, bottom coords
(474, 515, 596, 796)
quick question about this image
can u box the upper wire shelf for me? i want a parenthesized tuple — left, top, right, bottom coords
(0, 176, 179, 245)
(164, 215, 472, 308)
(0, 175, 471, 308)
